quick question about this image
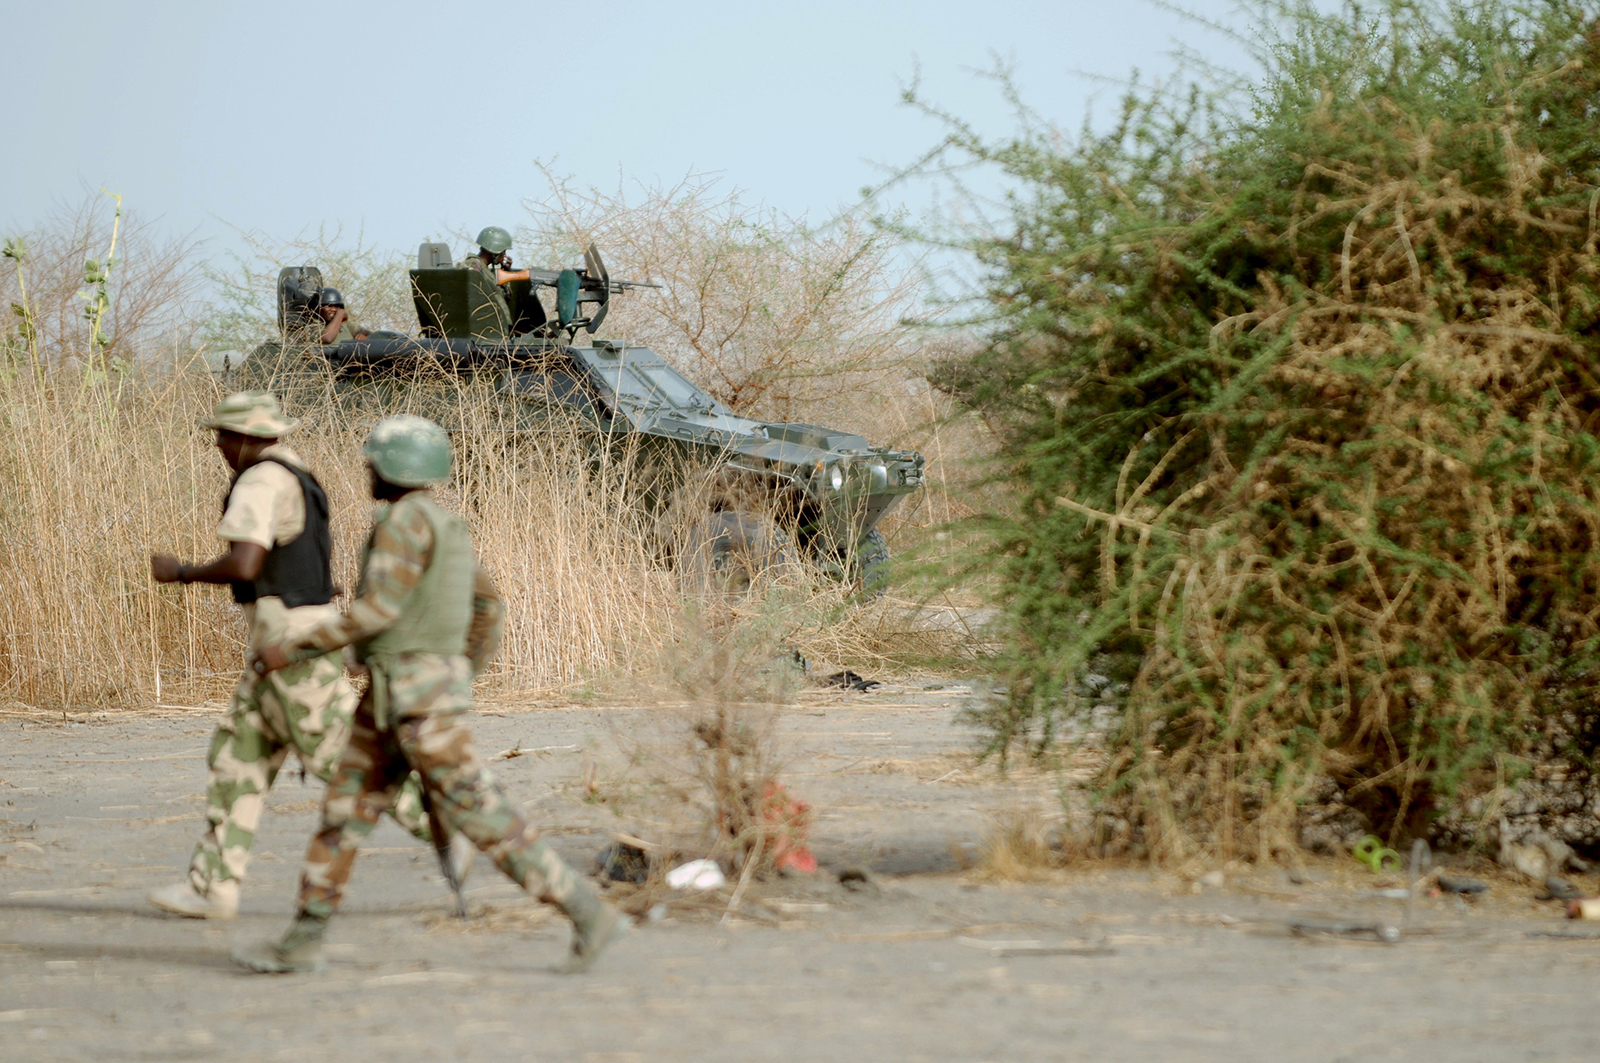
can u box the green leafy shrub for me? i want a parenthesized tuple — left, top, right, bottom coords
(927, 0, 1600, 859)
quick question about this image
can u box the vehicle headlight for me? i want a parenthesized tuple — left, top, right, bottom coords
(869, 463, 889, 490)
(828, 465, 845, 491)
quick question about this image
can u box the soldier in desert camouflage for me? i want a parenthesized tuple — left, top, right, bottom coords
(147, 391, 466, 920)
(236, 414, 624, 974)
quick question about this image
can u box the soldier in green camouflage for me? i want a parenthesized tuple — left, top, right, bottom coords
(236, 414, 624, 975)
(146, 392, 463, 921)
(461, 225, 519, 326)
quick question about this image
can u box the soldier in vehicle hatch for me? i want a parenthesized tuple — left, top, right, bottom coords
(235, 415, 625, 975)
(461, 225, 547, 329)
(317, 288, 370, 344)
(146, 392, 467, 920)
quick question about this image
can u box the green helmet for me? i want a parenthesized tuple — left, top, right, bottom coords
(475, 226, 513, 254)
(363, 415, 452, 487)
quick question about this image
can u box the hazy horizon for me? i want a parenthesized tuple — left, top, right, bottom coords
(2, 0, 1268, 265)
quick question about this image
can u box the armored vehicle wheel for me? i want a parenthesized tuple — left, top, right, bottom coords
(807, 528, 892, 598)
(855, 528, 891, 598)
(682, 511, 797, 597)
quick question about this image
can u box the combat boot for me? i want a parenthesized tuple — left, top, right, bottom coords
(553, 878, 626, 974)
(148, 879, 239, 920)
(232, 914, 329, 974)
(447, 830, 475, 886)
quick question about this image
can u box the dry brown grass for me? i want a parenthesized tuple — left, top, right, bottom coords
(0, 361, 687, 707)
(0, 363, 232, 706)
(974, 807, 1070, 881)
(0, 180, 989, 710)
(0, 356, 976, 709)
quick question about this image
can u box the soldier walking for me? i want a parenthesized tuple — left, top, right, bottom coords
(148, 391, 464, 919)
(236, 414, 624, 974)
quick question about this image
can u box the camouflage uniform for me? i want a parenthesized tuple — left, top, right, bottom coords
(235, 414, 619, 974)
(462, 254, 512, 332)
(190, 621, 432, 896)
(180, 424, 433, 904)
(281, 492, 585, 917)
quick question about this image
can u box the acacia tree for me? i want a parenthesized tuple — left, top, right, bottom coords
(516, 170, 928, 426)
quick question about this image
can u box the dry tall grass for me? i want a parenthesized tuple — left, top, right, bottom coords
(1, 365, 230, 707)
(1, 180, 985, 711)
(0, 356, 971, 709)
(0, 361, 686, 708)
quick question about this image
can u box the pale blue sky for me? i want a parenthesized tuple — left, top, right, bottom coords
(3, 0, 1264, 258)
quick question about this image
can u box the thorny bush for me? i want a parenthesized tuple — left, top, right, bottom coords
(925, 0, 1600, 860)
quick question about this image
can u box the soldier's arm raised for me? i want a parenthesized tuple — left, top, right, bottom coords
(319, 307, 349, 345)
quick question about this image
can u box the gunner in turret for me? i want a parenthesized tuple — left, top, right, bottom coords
(462, 226, 541, 327)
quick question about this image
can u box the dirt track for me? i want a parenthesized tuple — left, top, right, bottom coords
(3, 680, 1599, 1062)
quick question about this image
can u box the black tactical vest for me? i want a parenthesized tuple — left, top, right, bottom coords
(222, 458, 335, 608)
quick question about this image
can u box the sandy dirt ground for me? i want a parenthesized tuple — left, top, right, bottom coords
(3, 678, 1599, 1062)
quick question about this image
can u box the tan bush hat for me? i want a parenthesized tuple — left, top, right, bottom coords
(198, 391, 299, 438)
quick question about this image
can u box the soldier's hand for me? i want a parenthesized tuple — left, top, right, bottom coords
(252, 643, 292, 676)
(151, 554, 183, 583)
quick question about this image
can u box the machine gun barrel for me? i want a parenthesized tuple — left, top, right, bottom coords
(515, 268, 659, 293)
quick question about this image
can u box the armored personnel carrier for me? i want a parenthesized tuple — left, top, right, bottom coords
(247, 243, 925, 592)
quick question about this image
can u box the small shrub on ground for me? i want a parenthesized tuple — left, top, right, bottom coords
(976, 807, 1069, 881)
(601, 599, 816, 893)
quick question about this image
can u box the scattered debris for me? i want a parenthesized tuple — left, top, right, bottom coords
(958, 936, 1114, 957)
(1197, 870, 1225, 890)
(1565, 897, 1600, 921)
(1000, 943, 1115, 958)
(646, 903, 670, 923)
(1404, 839, 1430, 927)
(821, 670, 880, 692)
(1538, 876, 1581, 902)
(594, 841, 651, 884)
(837, 867, 876, 893)
(1289, 920, 1401, 944)
(1352, 835, 1402, 873)
(761, 781, 817, 874)
(666, 859, 727, 891)
(1436, 875, 1488, 896)
(1528, 930, 1600, 940)
(492, 741, 577, 762)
